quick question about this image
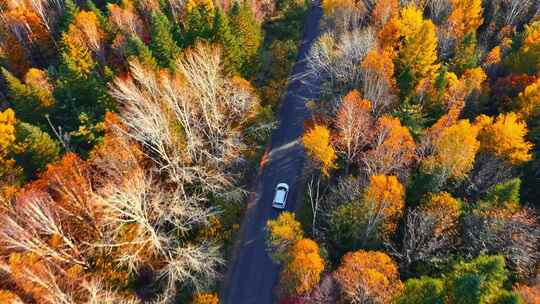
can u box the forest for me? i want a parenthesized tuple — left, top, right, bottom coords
(0, 0, 539, 303)
(266, 0, 540, 303)
(0, 0, 306, 302)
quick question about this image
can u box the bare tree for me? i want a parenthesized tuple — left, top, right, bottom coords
(426, 0, 451, 23)
(502, 0, 538, 27)
(110, 45, 257, 191)
(333, 92, 373, 168)
(461, 208, 540, 280)
(0, 194, 89, 268)
(306, 28, 375, 105)
(389, 208, 456, 272)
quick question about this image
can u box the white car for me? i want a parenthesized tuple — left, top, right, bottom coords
(272, 183, 289, 209)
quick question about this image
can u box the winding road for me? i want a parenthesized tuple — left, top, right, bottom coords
(221, 2, 323, 304)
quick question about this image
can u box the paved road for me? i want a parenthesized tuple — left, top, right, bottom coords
(221, 2, 323, 304)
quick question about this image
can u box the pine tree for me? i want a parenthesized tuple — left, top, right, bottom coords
(2, 68, 54, 126)
(149, 11, 181, 69)
(183, 4, 215, 47)
(13, 122, 60, 178)
(212, 10, 242, 75)
(452, 33, 479, 74)
(53, 25, 114, 139)
(397, 277, 445, 304)
(396, 5, 439, 97)
(126, 35, 158, 70)
(85, 0, 110, 34)
(59, 0, 80, 32)
(230, 4, 262, 78)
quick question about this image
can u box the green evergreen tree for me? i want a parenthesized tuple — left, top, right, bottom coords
(393, 99, 428, 139)
(212, 10, 242, 75)
(183, 5, 215, 47)
(493, 292, 524, 304)
(2, 68, 54, 127)
(59, 0, 80, 32)
(446, 255, 510, 304)
(452, 33, 479, 74)
(397, 277, 445, 304)
(53, 31, 114, 143)
(230, 4, 262, 78)
(484, 178, 521, 210)
(149, 11, 181, 69)
(13, 121, 60, 178)
(126, 35, 159, 70)
(85, 0, 111, 34)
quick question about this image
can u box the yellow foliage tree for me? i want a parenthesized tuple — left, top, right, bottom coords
(192, 292, 219, 304)
(448, 0, 484, 40)
(517, 78, 540, 121)
(475, 113, 532, 165)
(443, 67, 486, 109)
(334, 250, 403, 303)
(0, 108, 16, 151)
(363, 174, 405, 239)
(422, 119, 480, 181)
(397, 4, 439, 94)
(281, 238, 324, 295)
(399, 4, 424, 39)
(303, 124, 337, 176)
(266, 212, 304, 263)
(65, 11, 104, 61)
(185, 0, 214, 12)
(421, 192, 462, 236)
(0, 108, 20, 187)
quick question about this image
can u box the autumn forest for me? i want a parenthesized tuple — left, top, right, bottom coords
(0, 0, 539, 303)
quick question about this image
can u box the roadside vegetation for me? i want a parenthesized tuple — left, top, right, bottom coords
(267, 0, 540, 303)
(0, 0, 306, 302)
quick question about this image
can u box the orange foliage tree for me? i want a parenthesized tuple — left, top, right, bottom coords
(303, 124, 337, 176)
(334, 90, 373, 167)
(281, 238, 324, 295)
(364, 115, 416, 178)
(421, 192, 462, 236)
(515, 282, 540, 304)
(192, 292, 220, 304)
(107, 0, 146, 38)
(447, 0, 483, 40)
(362, 174, 405, 241)
(1, 1, 55, 71)
(0, 290, 23, 303)
(361, 47, 397, 112)
(371, 0, 398, 28)
(475, 113, 532, 165)
(334, 250, 403, 303)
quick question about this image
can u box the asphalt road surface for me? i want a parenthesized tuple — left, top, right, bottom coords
(221, 2, 323, 304)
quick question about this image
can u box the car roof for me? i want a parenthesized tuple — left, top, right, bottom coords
(274, 188, 286, 203)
